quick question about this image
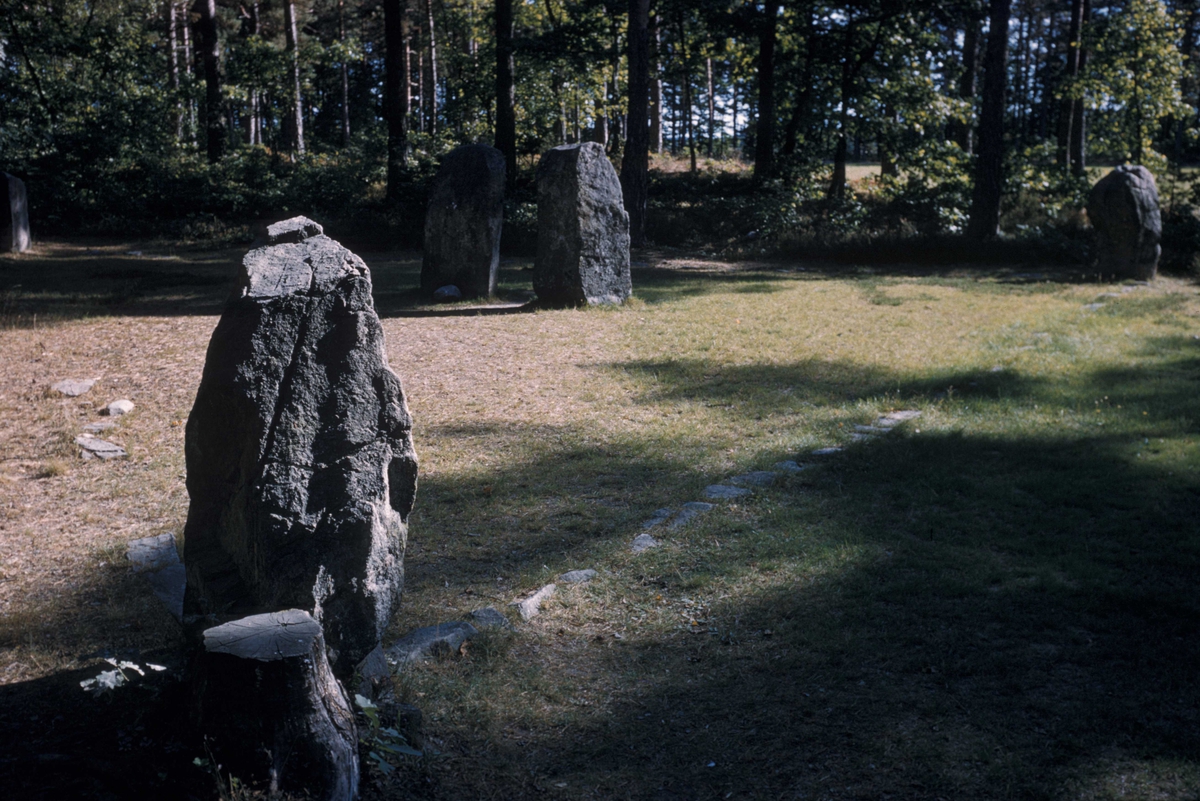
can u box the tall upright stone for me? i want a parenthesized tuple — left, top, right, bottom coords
(534, 143, 632, 306)
(2, 173, 30, 253)
(1087, 165, 1161, 280)
(182, 216, 418, 675)
(421, 144, 506, 298)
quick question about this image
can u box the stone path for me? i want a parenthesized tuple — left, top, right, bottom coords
(53, 378, 136, 461)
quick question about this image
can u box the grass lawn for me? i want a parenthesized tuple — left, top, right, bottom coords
(1, 238, 1198, 800)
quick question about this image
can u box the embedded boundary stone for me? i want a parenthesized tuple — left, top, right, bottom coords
(421, 144, 506, 299)
(533, 143, 631, 306)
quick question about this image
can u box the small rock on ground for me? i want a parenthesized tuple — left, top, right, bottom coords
(1083, 302, 1105, 311)
(877, 410, 921, 426)
(355, 645, 391, 699)
(127, 533, 180, 573)
(728, 471, 777, 487)
(76, 436, 126, 460)
(811, 447, 842, 456)
(466, 607, 515, 630)
(670, 501, 714, 529)
(51, 379, 96, 397)
(82, 420, 117, 434)
(102, 399, 135, 416)
(642, 508, 673, 529)
(705, 484, 752, 500)
(559, 569, 597, 584)
(387, 621, 479, 666)
(773, 460, 805, 473)
(854, 425, 890, 434)
(630, 533, 661, 553)
(512, 584, 556, 621)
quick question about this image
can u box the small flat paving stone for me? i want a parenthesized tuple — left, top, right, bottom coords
(774, 460, 805, 472)
(877, 410, 921, 426)
(669, 502, 714, 529)
(559, 569, 597, 584)
(705, 484, 751, 500)
(76, 435, 126, 460)
(102, 399, 135, 416)
(466, 607, 515, 631)
(811, 446, 843, 456)
(82, 420, 117, 434)
(127, 534, 183, 621)
(386, 621, 479, 666)
(630, 533, 661, 553)
(728, 471, 778, 487)
(511, 583, 556, 621)
(51, 379, 96, 397)
(1083, 302, 1105, 311)
(854, 425, 890, 434)
(642, 508, 674, 529)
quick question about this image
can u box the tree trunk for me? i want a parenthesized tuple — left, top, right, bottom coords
(425, 0, 438, 134)
(781, 8, 815, 158)
(283, 0, 305, 155)
(167, 1, 181, 140)
(705, 56, 715, 158)
(957, 11, 981, 153)
(620, 0, 650, 248)
(828, 23, 855, 199)
(1069, 0, 1090, 176)
(495, 0, 516, 188)
(385, 0, 410, 199)
(753, 2, 780, 181)
(193, 0, 225, 162)
(967, 0, 1012, 240)
(649, 13, 662, 153)
(193, 610, 358, 801)
(340, 0, 351, 147)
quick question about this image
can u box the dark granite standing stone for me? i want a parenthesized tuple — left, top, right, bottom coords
(1087, 165, 1161, 280)
(534, 143, 631, 306)
(2, 173, 30, 253)
(421, 144, 506, 298)
(182, 216, 418, 676)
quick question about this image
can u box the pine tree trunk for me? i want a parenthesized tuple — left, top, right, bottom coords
(495, 0, 516, 188)
(620, 0, 650, 247)
(649, 13, 662, 153)
(1069, 0, 1090, 176)
(958, 11, 981, 153)
(283, 0, 305, 155)
(340, 0, 351, 147)
(167, 1, 181, 140)
(424, 0, 438, 134)
(967, 0, 1012, 240)
(706, 56, 714, 158)
(753, 2, 780, 181)
(385, 0, 411, 199)
(194, 0, 225, 162)
(828, 23, 855, 199)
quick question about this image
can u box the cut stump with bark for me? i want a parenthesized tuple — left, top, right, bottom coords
(194, 609, 360, 801)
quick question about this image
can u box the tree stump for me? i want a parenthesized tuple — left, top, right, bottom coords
(194, 610, 359, 801)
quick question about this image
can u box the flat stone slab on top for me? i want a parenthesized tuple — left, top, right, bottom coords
(728, 471, 778, 487)
(75, 435, 126, 460)
(705, 484, 752, 500)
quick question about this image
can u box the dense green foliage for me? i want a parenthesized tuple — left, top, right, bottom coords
(2, 0, 1200, 258)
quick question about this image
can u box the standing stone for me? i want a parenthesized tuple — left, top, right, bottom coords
(534, 143, 632, 306)
(2, 173, 30, 253)
(182, 216, 418, 676)
(421, 144, 506, 298)
(1087, 165, 1161, 280)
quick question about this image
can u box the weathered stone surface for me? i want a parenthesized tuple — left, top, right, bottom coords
(2, 173, 30, 253)
(534, 143, 631, 306)
(76, 435, 127, 460)
(466, 606, 514, 630)
(512, 584, 556, 621)
(630, 533, 661, 553)
(82, 420, 117, 434)
(669, 502, 714, 529)
(559, 569, 597, 584)
(421, 144, 506, 299)
(811, 446, 843, 456)
(182, 217, 418, 675)
(642, 508, 674, 529)
(128, 534, 185, 621)
(51, 378, 95, 397)
(103, 399, 135, 416)
(386, 621, 477, 666)
(773, 460, 804, 473)
(877, 410, 921, 427)
(705, 484, 751, 500)
(267, 216, 324, 245)
(1087, 165, 1162, 280)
